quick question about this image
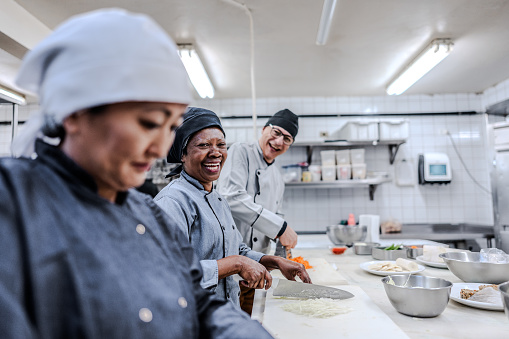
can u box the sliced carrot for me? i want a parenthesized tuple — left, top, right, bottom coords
(289, 256, 313, 269)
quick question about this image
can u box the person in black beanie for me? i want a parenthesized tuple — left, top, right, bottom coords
(216, 108, 300, 315)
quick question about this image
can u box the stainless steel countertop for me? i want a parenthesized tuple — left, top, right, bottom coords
(380, 223, 494, 242)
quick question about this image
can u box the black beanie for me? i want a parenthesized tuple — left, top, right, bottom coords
(264, 109, 299, 139)
(166, 107, 225, 176)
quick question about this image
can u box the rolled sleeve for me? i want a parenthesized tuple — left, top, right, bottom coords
(199, 259, 219, 290)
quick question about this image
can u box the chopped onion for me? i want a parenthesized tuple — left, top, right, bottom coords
(280, 298, 353, 318)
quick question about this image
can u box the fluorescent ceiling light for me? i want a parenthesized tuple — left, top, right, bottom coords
(386, 38, 454, 95)
(316, 0, 338, 45)
(0, 86, 26, 105)
(178, 45, 215, 99)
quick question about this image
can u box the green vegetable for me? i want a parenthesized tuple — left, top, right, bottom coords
(383, 244, 402, 250)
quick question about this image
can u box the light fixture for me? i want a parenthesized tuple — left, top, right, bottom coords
(0, 86, 26, 105)
(316, 0, 338, 45)
(177, 44, 215, 99)
(386, 38, 454, 95)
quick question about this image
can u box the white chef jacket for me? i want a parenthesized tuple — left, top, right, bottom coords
(216, 141, 286, 253)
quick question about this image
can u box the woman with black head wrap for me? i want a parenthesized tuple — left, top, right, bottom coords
(154, 107, 311, 309)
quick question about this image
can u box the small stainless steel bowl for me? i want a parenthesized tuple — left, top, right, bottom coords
(499, 281, 509, 321)
(372, 246, 407, 260)
(353, 242, 381, 255)
(405, 245, 424, 259)
(439, 252, 509, 284)
(326, 225, 367, 246)
(382, 275, 452, 317)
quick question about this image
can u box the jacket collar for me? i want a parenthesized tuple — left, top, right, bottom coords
(35, 139, 128, 204)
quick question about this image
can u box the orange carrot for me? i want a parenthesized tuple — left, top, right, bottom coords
(289, 256, 313, 269)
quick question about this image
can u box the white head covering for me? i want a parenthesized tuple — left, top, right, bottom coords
(11, 8, 192, 157)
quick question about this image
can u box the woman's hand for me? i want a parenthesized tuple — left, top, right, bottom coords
(217, 255, 272, 290)
(237, 256, 272, 290)
(259, 255, 312, 284)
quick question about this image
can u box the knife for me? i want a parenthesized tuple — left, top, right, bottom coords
(273, 279, 354, 300)
(274, 240, 292, 259)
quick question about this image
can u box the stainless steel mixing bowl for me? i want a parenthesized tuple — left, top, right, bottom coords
(439, 252, 509, 284)
(499, 281, 509, 321)
(382, 275, 452, 317)
(326, 225, 367, 246)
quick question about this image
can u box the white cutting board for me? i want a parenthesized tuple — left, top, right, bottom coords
(271, 258, 349, 285)
(262, 285, 409, 339)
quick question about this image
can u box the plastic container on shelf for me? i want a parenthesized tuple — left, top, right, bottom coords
(321, 165, 336, 181)
(350, 148, 365, 164)
(320, 150, 336, 166)
(352, 163, 367, 179)
(379, 119, 409, 140)
(308, 165, 322, 182)
(329, 120, 379, 141)
(335, 149, 351, 164)
(282, 164, 302, 183)
(337, 164, 352, 180)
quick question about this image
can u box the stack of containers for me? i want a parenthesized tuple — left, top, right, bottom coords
(336, 150, 351, 180)
(320, 150, 336, 181)
(351, 148, 367, 179)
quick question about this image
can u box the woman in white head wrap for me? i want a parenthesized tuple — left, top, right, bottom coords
(0, 8, 272, 339)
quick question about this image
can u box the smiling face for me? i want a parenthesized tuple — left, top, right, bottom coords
(258, 125, 291, 163)
(60, 101, 187, 202)
(182, 127, 227, 192)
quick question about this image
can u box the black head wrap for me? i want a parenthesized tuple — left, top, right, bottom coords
(166, 107, 225, 177)
(264, 109, 299, 139)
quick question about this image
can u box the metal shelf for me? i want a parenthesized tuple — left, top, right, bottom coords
(292, 139, 406, 165)
(285, 176, 391, 200)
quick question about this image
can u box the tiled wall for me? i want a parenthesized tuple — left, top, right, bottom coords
(218, 112, 494, 232)
(2, 81, 509, 232)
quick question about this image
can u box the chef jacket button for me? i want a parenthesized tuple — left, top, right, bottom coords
(218, 197, 222, 201)
(232, 225, 235, 229)
(226, 293, 230, 299)
(238, 291, 241, 296)
(139, 308, 152, 322)
(136, 224, 146, 235)
(253, 237, 258, 242)
(178, 297, 188, 308)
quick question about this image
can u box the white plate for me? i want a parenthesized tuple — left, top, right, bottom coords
(359, 260, 425, 276)
(450, 283, 504, 311)
(415, 255, 448, 269)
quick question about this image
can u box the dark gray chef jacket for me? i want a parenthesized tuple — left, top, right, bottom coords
(0, 139, 272, 339)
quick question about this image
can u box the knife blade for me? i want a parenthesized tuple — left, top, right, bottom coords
(274, 240, 292, 259)
(273, 279, 354, 300)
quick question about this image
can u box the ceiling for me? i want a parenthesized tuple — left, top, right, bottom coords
(2, 0, 509, 102)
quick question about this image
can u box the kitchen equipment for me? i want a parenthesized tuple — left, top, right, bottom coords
(382, 275, 452, 317)
(273, 279, 354, 299)
(361, 261, 425, 276)
(450, 283, 504, 311)
(274, 240, 292, 258)
(372, 246, 407, 260)
(350, 148, 365, 164)
(500, 281, 509, 320)
(321, 165, 336, 181)
(439, 252, 509, 284)
(358, 214, 380, 243)
(379, 119, 409, 140)
(308, 165, 321, 182)
(335, 149, 350, 164)
(261, 285, 409, 339)
(418, 152, 451, 185)
(353, 242, 380, 255)
(395, 158, 415, 186)
(270, 258, 349, 285)
(282, 164, 302, 183)
(405, 245, 424, 259)
(326, 225, 367, 246)
(337, 164, 351, 180)
(320, 150, 336, 166)
(351, 163, 367, 179)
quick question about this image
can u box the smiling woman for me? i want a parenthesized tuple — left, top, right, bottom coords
(154, 107, 311, 309)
